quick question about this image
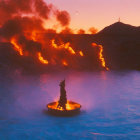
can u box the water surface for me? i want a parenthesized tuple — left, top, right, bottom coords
(0, 70, 140, 140)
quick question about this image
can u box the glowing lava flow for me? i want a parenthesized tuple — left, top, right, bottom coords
(10, 38, 23, 56)
(51, 39, 76, 55)
(79, 51, 84, 56)
(37, 52, 49, 64)
(92, 43, 109, 70)
(62, 60, 68, 66)
(31, 31, 37, 41)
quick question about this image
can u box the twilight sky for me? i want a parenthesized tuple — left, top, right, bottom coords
(46, 0, 140, 31)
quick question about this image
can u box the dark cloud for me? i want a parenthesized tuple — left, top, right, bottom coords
(56, 10, 70, 27)
(34, 0, 52, 19)
(60, 27, 73, 34)
(0, 18, 22, 39)
(88, 27, 98, 34)
(77, 29, 85, 34)
(0, 0, 32, 25)
(18, 35, 41, 54)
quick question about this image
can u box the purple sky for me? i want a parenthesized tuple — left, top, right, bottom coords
(46, 0, 140, 31)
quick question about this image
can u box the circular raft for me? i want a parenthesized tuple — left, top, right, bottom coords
(47, 101, 81, 116)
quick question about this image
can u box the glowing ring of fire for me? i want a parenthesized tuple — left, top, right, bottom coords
(47, 101, 81, 116)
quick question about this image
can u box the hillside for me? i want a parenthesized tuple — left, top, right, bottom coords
(1, 22, 140, 72)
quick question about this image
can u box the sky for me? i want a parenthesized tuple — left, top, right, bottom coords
(46, 0, 140, 31)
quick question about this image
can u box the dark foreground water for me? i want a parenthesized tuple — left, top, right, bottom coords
(0, 70, 140, 140)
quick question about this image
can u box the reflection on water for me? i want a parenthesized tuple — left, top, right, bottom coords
(0, 70, 140, 139)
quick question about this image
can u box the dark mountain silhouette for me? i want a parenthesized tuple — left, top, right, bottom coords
(97, 22, 140, 35)
(94, 22, 140, 70)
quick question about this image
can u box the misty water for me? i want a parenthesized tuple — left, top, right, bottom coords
(0, 70, 140, 140)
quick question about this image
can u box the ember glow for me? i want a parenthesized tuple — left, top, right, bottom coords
(92, 43, 109, 70)
(62, 60, 68, 66)
(47, 101, 81, 111)
(30, 31, 38, 41)
(11, 38, 23, 56)
(37, 52, 49, 64)
(79, 51, 84, 56)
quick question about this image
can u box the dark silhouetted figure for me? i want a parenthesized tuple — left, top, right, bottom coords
(57, 80, 67, 110)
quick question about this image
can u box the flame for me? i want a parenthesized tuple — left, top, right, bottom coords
(24, 30, 40, 42)
(91, 43, 98, 47)
(31, 31, 37, 41)
(10, 37, 85, 67)
(79, 51, 84, 56)
(10, 38, 23, 56)
(1, 0, 105, 70)
(92, 43, 109, 70)
(10, 35, 108, 70)
(66, 102, 73, 110)
(62, 60, 68, 66)
(48, 101, 80, 111)
(37, 52, 49, 64)
(51, 39, 76, 55)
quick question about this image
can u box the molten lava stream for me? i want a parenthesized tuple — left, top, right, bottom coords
(37, 52, 49, 64)
(92, 43, 109, 70)
(51, 39, 76, 55)
(10, 38, 23, 56)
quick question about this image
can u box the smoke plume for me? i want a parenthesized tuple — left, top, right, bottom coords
(77, 29, 85, 34)
(0, 0, 104, 72)
(88, 27, 98, 34)
(55, 10, 70, 27)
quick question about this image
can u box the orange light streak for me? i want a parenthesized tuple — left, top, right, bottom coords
(79, 51, 84, 56)
(10, 38, 23, 56)
(92, 43, 109, 70)
(51, 39, 76, 55)
(37, 52, 49, 64)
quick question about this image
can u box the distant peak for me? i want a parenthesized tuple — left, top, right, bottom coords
(97, 22, 138, 35)
(111, 21, 126, 26)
